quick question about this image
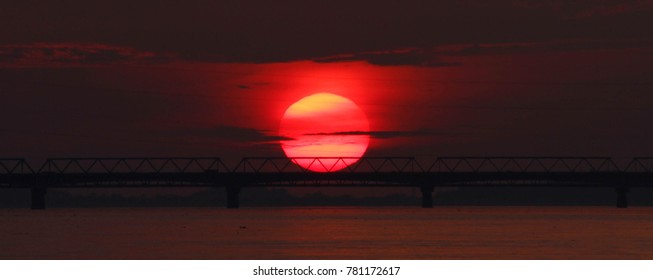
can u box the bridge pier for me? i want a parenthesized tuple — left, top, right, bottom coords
(420, 186, 434, 208)
(31, 187, 47, 210)
(616, 187, 629, 209)
(226, 186, 241, 209)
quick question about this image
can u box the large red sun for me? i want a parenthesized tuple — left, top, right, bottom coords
(279, 93, 370, 172)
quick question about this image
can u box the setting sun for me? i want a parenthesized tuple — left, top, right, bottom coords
(279, 93, 370, 172)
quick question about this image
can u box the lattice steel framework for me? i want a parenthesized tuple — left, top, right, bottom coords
(0, 156, 652, 188)
(0, 159, 33, 174)
(233, 157, 422, 173)
(38, 158, 230, 174)
(3, 156, 653, 175)
(625, 158, 653, 172)
(426, 157, 619, 173)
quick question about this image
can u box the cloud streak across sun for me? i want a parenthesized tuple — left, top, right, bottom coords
(304, 130, 436, 139)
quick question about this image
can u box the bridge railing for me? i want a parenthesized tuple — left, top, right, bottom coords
(37, 158, 231, 174)
(0, 158, 34, 174)
(233, 157, 424, 173)
(426, 157, 620, 173)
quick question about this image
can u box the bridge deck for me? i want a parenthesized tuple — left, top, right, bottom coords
(2, 172, 653, 188)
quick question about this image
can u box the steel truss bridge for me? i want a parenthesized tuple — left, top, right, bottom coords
(2, 157, 653, 209)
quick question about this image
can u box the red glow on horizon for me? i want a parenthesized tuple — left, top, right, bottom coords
(279, 93, 370, 172)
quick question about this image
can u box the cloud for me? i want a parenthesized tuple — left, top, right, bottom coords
(304, 129, 443, 139)
(311, 39, 653, 66)
(236, 82, 270, 90)
(435, 42, 544, 56)
(166, 125, 293, 143)
(4, 39, 649, 70)
(1, 1, 652, 66)
(433, 40, 653, 57)
(313, 49, 461, 67)
(0, 43, 174, 67)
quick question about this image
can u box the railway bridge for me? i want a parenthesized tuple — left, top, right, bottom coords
(2, 157, 652, 209)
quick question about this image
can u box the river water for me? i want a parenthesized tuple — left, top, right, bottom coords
(1, 206, 652, 259)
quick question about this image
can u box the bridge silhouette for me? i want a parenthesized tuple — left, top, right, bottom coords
(2, 157, 653, 209)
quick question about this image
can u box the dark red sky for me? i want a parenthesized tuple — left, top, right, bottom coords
(2, 0, 653, 165)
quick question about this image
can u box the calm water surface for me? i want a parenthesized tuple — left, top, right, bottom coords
(1, 207, 652, 259)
